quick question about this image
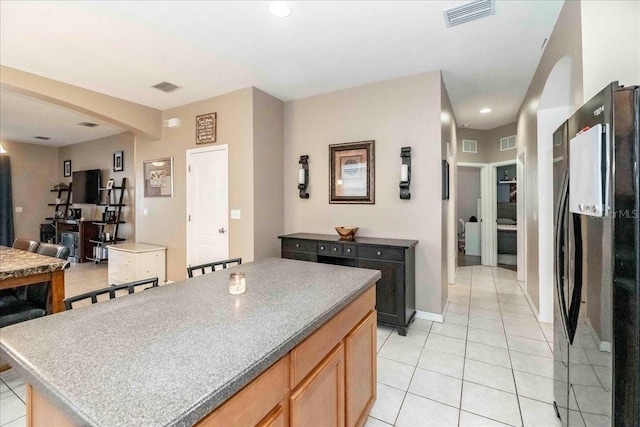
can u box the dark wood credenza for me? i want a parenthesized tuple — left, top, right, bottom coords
(279, 233, 417, 335)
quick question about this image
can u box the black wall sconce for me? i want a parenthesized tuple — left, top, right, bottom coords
(298, 155, 310, 199)
(399, 147, 411, 200)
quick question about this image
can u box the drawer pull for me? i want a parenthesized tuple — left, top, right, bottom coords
(295, 243, 300, 248)
(332, 247, 338, 251)
(320, 246, 325, 251)
(346, 248, 351, 253)
(377, 251, 382, 256)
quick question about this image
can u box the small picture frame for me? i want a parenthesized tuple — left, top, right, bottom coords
(113, 151, 124, 172)
(196, 112, 217, 145)
(143, 157, 174, 197)
(106, 179, 115, 190)
(63, 160, 71, 177)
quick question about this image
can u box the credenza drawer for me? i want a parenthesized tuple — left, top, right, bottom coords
(317, 242, 331, 255)
(342, 244, 357, 258)
(357, 246, 405, 262)
(282, 238, 316, 254)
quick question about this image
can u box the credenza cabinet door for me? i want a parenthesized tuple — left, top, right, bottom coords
(290, 343, 345, 427)
(345, 311, 376, 427)
(357, 259, 404, 327)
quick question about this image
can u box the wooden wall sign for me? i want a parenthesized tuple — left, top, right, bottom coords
(196, 112, 217, 144)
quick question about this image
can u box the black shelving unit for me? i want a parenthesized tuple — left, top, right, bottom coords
(87, 178, 127, 263)
(42, 184, 72, 243)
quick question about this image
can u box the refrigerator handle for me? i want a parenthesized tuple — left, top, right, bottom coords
(555, 171, 571, 338)
(567, 213, 584, 343)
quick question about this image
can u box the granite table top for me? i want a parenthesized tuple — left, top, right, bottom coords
(0, 258, 380, 427)
(0, 246, 69, 280)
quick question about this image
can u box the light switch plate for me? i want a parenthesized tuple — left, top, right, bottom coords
(143, 208, 149, 216)
(231, 209, 241, 219)
(15, 207, 23, 213)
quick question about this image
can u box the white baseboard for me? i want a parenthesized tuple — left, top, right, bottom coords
(521, 289, 541, 320)
(415, 310, 444, 323)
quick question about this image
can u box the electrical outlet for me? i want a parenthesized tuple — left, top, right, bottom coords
(231, 210, 241, 220)
(143, 208, 148, 216)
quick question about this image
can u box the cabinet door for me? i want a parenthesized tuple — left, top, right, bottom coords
(356, 259, 404, 327)
(290, 343, 345, 427)
(345, 311, 376, 427)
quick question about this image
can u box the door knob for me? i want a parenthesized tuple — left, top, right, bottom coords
(219, 228, 226, 233)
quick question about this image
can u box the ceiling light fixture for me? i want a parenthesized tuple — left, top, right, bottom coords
(268, 1, 292, 18)
(479, 108, 492, 114)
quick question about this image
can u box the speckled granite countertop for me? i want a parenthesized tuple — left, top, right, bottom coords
(0, 258, 380, 427)
(0, 246, 69, 280)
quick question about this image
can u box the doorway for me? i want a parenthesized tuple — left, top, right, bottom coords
(186, 145, 229, 268)
(457, 164, 484, 267)
(495, 161, 518, 271)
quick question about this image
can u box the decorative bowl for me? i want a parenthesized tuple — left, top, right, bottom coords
(335, 226, 358, 240)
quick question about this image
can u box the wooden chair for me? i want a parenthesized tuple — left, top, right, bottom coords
(12, 238, 40, 252)
(63, 277, 159, 310)
(187, 258, 242, 278)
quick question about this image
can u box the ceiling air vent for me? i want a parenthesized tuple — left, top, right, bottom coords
(152, 81, 182, 93)
(444, 0, 495, 28)
(78, 121, 99, 128)
(34, 136, 51, 140)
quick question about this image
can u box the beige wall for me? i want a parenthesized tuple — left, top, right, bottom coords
(283, 71, 448, 315)
(58, 132, 136, 241)
(516, 0, 584, 310)
(135, 88, 254, 281)
(456, 123, 517, 164)
(581, 1, 640, 101)
(2, 140, 58, 241)
(252, 88, 285, 259)
(1, 66, 162, 140)
(441, 78, 456, 304)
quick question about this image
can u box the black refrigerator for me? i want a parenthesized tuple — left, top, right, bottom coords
(553, 82, 639, 426)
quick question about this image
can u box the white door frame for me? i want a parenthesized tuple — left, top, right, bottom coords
(458, 162, 491, 265)
(186, 144, 229, 268)
(490, 159, 517, 267)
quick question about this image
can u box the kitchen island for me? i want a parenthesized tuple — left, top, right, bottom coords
(0, 258, 380, 427)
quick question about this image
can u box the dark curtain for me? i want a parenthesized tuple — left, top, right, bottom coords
(0, 155, 14, 246)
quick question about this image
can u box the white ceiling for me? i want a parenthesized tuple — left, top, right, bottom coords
(0, 91, 124, 146)
(0, 0, 564, 142)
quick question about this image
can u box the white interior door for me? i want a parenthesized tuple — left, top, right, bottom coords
(187, 145, 229, 267)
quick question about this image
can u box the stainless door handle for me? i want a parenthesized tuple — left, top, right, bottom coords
(219, 228, 226, 233)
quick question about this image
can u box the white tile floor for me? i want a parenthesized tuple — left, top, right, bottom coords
(0, 264, 560, 427)
(366, 265, 560, 427)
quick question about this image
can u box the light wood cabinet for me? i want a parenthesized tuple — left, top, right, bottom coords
(345, 311, 377, 427)
(290, 343, 345, 427)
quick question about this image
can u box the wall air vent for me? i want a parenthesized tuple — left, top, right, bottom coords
(443, 0, 495, 28)
(500, 135, 517, 151)
(462, 139, 478, 153)
(34, 136, 51, 140)
(152, 81, 182, 93)
(78, 122, 99, 128)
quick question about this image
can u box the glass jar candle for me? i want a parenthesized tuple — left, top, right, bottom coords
(229, 272, 246, 295)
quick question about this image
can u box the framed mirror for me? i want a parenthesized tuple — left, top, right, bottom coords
(329, 140, 375, 204)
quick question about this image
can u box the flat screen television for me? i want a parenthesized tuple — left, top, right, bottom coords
(72, 169, 101, 204)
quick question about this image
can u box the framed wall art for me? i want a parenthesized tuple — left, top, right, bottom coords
(329, 140, 375, 204)
(196, 112, 217, 144)
(63, 160, 71, 177)
(113, 151, 124, 172)
(442, 159, 450, 200)
(143, 157, 174, 197)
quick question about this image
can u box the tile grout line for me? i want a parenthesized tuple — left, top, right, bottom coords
(493, 266, 525, 427)
(457, 266, 473, 427)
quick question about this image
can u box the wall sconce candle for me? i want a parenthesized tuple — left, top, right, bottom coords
(298, 155, 310, 199)
(399, 147, 411, 200)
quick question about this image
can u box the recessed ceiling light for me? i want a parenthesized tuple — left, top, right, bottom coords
(479, 108, 492, 114)
(268, 1, 291, 18)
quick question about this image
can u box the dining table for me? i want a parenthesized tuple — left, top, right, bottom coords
(0, 245, 69, 314)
